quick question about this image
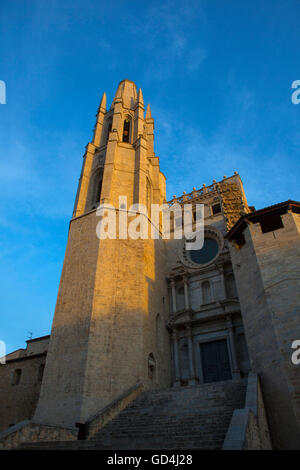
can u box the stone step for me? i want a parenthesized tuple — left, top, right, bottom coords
(18, 440, 223, 450)
(19, 379, 247, 450)
(18, 434, 226, 450)
(90, 379, 246, 449)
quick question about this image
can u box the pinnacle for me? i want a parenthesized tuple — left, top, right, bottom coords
(146, 104, 152, 119)
(99, 92, 107, 110)
(137, 88, 144, 105)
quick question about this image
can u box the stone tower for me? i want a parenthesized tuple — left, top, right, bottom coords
(227, 201, 300, 449)
(33, 79, 171, 429)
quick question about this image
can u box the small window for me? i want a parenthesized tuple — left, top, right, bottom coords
(122, 117, 131, 143)
(176, 286, 185, 311)
(202, 281, 211, 304)
(212, 203, 221, 215)
(260, 214, 284, 234)
(148, 353, 156, 380)
(11, 369, 22, 386)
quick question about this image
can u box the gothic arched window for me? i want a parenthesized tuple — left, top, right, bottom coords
(176, 286, 185, 311)
(122, 116, 131, 143)
(106, 118, 112, 144)
(91, 169, 103, 208)
(146, 178, 152, 217)
(95, 172, 103, 205)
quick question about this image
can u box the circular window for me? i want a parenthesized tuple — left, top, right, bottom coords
(189, 238, 219, 265)
(178, 227, 224, 269)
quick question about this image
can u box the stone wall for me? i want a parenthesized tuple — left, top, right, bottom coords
(33, 210, 102, 429)
(228, 209, 300, 449)
(223, 373, 271, 450)
(0, 354, 46, 431)
(0, 421, 76, 450)
(33, 212, 171, 430)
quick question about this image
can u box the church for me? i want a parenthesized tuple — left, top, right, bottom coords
(0, 79, 300, 450)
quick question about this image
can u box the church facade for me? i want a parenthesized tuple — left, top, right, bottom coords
(1, 79, 300, 450)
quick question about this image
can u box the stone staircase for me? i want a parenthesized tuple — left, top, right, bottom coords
(18, 379, 247, 450)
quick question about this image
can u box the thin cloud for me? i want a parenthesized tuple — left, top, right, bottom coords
(153, 90, 299, 208)
(0, 131, 82, 223)
(125, 2, 207, 79)
(186, 48, 207, 73)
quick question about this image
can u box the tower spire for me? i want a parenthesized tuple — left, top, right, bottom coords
(112, 79, 137, 109)
(145, 103, 154, 156)
(99, 91, 107, 111)
(134, 88, 145, 140)
(92, 91, 107, 146)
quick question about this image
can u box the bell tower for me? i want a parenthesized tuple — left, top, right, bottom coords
(73, 79, 164, 218)
(34, 80, 171, 429)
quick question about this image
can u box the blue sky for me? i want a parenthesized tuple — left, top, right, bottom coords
(0, 0, 299, 353)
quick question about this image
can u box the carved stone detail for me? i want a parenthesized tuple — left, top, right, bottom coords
(219, 182, 248, 231)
